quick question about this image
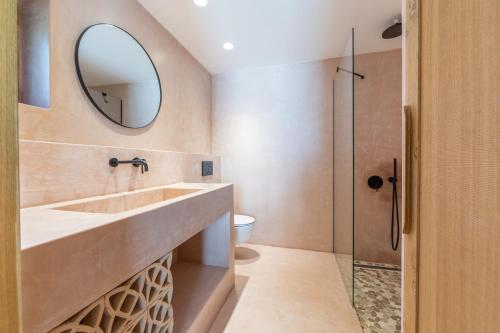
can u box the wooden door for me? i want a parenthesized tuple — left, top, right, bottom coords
(0, 0, 22, 331)
(404, 0, 500, 331)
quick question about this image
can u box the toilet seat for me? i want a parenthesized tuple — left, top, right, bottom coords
(235, 214, 255, 227)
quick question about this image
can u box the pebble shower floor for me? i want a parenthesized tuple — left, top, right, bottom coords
(354, 261, 401, 333)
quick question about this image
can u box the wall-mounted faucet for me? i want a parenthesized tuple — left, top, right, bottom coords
(109, 157, 149, 173)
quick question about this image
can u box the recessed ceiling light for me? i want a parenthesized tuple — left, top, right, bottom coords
(193, 0, 208, 7)
(223, 42, 234, 50)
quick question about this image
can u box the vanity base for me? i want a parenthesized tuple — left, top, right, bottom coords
(172, 263, 234, 333)
(21, 183, 233, 333)
(49, 253, 174, 333)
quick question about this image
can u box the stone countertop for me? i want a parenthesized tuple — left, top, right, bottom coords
(20, 182, 234, 333)
(21, 182, 232, 250)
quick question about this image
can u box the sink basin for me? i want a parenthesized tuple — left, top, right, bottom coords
(21, 182, 233, 333)
(55, 187, 201, 214)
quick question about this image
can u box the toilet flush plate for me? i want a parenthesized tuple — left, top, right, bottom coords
(202, 160, 214, 176)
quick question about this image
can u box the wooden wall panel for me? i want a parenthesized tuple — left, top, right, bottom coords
(0, 0, 22, 331)
(402, 0, 421, 332)
(418, 0, 500, 332)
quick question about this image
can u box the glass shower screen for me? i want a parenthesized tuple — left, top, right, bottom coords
(333, 28, 355, 303)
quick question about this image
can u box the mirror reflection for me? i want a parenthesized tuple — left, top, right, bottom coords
(75, 24, 161, 128)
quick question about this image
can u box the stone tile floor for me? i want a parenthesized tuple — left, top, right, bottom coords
(209, 244, 362, 333)
(354, 261, 401, 333)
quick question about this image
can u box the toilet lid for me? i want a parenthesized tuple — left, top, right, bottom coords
(234, 214, 255, 226)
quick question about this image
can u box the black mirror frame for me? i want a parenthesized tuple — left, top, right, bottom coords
(74, 23, 162, 129)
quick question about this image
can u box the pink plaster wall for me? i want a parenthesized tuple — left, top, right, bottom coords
(213, 59, 339, 252)
(17, 0, 402, 260)
(213, 50, 402, 258)
(19, 0, 212, 154)
(354, 49, 402, 265)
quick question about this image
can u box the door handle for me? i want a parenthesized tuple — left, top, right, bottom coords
(403, 105, 412, 234)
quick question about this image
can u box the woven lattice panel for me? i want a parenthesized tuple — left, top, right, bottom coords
(49, 252, 173, 333)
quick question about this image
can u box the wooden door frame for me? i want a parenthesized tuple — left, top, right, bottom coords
(402, 0, 421, 332)
(0, 0, 22, 331)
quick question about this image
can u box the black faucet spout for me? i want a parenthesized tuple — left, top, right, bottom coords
(109, 157, 149, 173)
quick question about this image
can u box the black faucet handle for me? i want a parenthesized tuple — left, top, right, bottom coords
(109, 158, 119, 167)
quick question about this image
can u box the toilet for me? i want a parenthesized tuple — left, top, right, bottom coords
(234, 214, 256, 244)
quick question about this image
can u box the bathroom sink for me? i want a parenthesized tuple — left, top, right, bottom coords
(55, 187, 201, 214)
(21, 182, 233, 333)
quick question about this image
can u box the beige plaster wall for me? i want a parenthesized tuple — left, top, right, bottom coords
(212, 59, 339, 252)
(213, 50, 402, 256)
(333, 51, 354, 257)
(19, 0, 212, 154)
(19, 140, 221, 208)
(354, 49, 402, 265)
(334, 49, 402, 265)
(18, 0, 401, 259)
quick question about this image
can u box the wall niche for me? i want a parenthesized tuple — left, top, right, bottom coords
(18, 0, 50, 108)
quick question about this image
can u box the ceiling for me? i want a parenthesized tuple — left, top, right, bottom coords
(138, 0, 401, 74)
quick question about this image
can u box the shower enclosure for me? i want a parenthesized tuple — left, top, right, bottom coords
(334, 28, 403, 332)
(333, 28, 355, 303)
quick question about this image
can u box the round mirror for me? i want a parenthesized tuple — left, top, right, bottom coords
(75, 24, 162, 128)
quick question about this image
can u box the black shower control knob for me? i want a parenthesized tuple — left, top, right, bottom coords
(368, 176, 383, 190)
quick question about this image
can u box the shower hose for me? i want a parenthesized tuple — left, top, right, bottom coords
(390, 158, 400, 251)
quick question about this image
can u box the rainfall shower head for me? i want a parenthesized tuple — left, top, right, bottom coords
(382, 19, 402, 39)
